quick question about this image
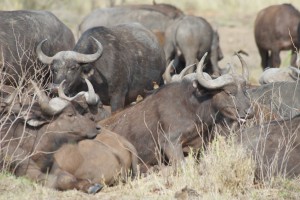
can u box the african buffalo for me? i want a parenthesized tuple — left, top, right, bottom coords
(164, 15, 223, 76)
(259, 66, 300, 84)
(51, 128, 138, 192)
(247, 82, 300, 119)
(100, 53, 254, 169)
(0, 10, 75, 86)
(78, 4, 223, 76)
(0, 79, 102, 193)
(254, 4, 300, 69)
(239, 114, 300, 179)
(78, 3, 183, 35)
(37, 23, 166, 112)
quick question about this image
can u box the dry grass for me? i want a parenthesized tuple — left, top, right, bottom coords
(1, 131, 300, 200)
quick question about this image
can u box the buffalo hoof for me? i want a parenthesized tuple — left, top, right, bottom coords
(88, 183, 103, 194)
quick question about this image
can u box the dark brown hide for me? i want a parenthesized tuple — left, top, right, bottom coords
(99, 58, 253, 168)
(254, 4, 300, 69)
(0, 10, 74, 86)
(0, 94, 99, 192)
(239, 114, 300, 179)
(39, 23, 166, 112)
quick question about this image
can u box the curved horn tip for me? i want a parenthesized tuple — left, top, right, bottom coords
(37, 39, 48, 49)
(91, 37, 102, 47)
(36, 38, 54, 64)
(198, 52, 208, 67)
(58, 80, 66, 87)
(41, 38, 48, 43)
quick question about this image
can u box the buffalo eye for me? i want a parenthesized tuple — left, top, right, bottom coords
(52, 68, 58, 74)
(66, 112, 75, 117)
(224, 90, 232, 95)
(70, 66, 77, 71)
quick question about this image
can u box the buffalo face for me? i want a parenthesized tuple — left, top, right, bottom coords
(49, 59, 82, 94)
(29, 80, 101, 141)
(196, 52, 254, 122)
(47, 105, 101, 141)
(212, 78, 254, 122)
(36, 38, 103, 95)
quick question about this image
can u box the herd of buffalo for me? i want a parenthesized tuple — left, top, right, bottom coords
(0, 2, 300, 194)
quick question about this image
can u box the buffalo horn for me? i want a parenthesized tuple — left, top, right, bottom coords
(31, 80, 69, 116)
(58, 79, 100, 106)
(58, 80, 85, 101)
(178, 63, 197, 79)
(36, 39, 54, 64)
(64, 37, 103, 63)
(84, 78, 100, 105)
(196, 52, 234, 89)
(163, 60, 174, 84)
(234, 52, 249, 82)
(4, 90, 18, 105)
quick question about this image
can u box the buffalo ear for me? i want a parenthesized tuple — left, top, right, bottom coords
(20, 110, 50, 127)
(192, 80, 216, 96)
(26, 119, 49, 127)
(81, 65, 94, 79)
(192, 80, 198, 89)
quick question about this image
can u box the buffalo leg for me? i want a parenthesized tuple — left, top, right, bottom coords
(161, 141, 185, 169)
(184, 53, 198, 74)
(208, 49, 221, 77)
(110, 94, 125, 113)
(270, 50, 281, 68)
(258, 47, 269, 69)
(164, 42, 176, 71)
(51, 162, 103, 193)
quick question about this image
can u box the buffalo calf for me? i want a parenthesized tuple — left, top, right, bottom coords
(51, 128, 138, 193)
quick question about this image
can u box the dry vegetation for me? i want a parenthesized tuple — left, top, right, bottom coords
(1, 0, 300, 199)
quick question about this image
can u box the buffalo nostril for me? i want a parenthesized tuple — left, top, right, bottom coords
(96, 125, 102, 132)
(245, 108, 254, 116)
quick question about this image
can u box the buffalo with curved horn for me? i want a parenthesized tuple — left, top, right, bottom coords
(100, 52, 254, 170)
(37, 23, 166, 112)
(0, 78, 102, 193)
(0, 10, 75, 87)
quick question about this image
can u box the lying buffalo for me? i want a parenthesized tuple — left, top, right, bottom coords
(37, 23, 166, 112)
(239, 114, 300, 179)
(247, 82, 300, 119)
(0, 10, 75, 86)
(0, 80, 101, 193)
(100, 53, 254, 169)
(254, 4, 300, 69)
(259, 66, 300, 84)
(52, 128, 138, 193)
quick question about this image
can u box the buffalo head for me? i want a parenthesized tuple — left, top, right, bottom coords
(36, 37, 103, 94)
(29, 80, 100, 140)
(196, 52, 253, 122)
